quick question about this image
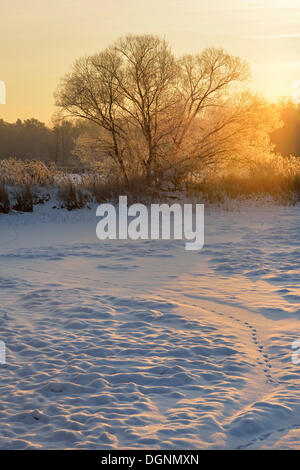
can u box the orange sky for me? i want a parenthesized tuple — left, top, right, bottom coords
(1, 0, 300, 124)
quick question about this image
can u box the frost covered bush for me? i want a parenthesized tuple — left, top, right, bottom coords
(84, 174, 159, 205)
(292, 174, 300, 200)
(0, 184, 10, 213)
(187, 154, 300, 203)
(0, 152, 299, 211)
(57, 182, 86, 210)
(0, 158, 60, 186)
(13, 185, 33, 212)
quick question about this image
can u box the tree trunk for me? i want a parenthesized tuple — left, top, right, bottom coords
(112, 131, 129, 184)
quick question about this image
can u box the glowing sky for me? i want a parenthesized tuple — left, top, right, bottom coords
(1, 0, 300, 123)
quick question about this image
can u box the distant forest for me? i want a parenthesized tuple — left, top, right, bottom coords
(0, 102, 299, 167)
(0, 118, 83, 167)
(272, 104, 300, 157)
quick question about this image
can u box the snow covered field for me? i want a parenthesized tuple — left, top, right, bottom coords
(0, 201, 300, 449)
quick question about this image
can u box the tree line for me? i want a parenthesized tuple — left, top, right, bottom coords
(0, 118, 82, 166)
(272, 101, 300, 157)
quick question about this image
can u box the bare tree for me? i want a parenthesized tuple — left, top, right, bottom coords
(163, 49, 250, 167)
(55, 50, 129, 182)
(111, 34, 178, 177)
(55, 34, 179, 181)
(55, 35, 280, 186)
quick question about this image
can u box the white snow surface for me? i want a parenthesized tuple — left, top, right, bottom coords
(0, 200, 300, 449)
